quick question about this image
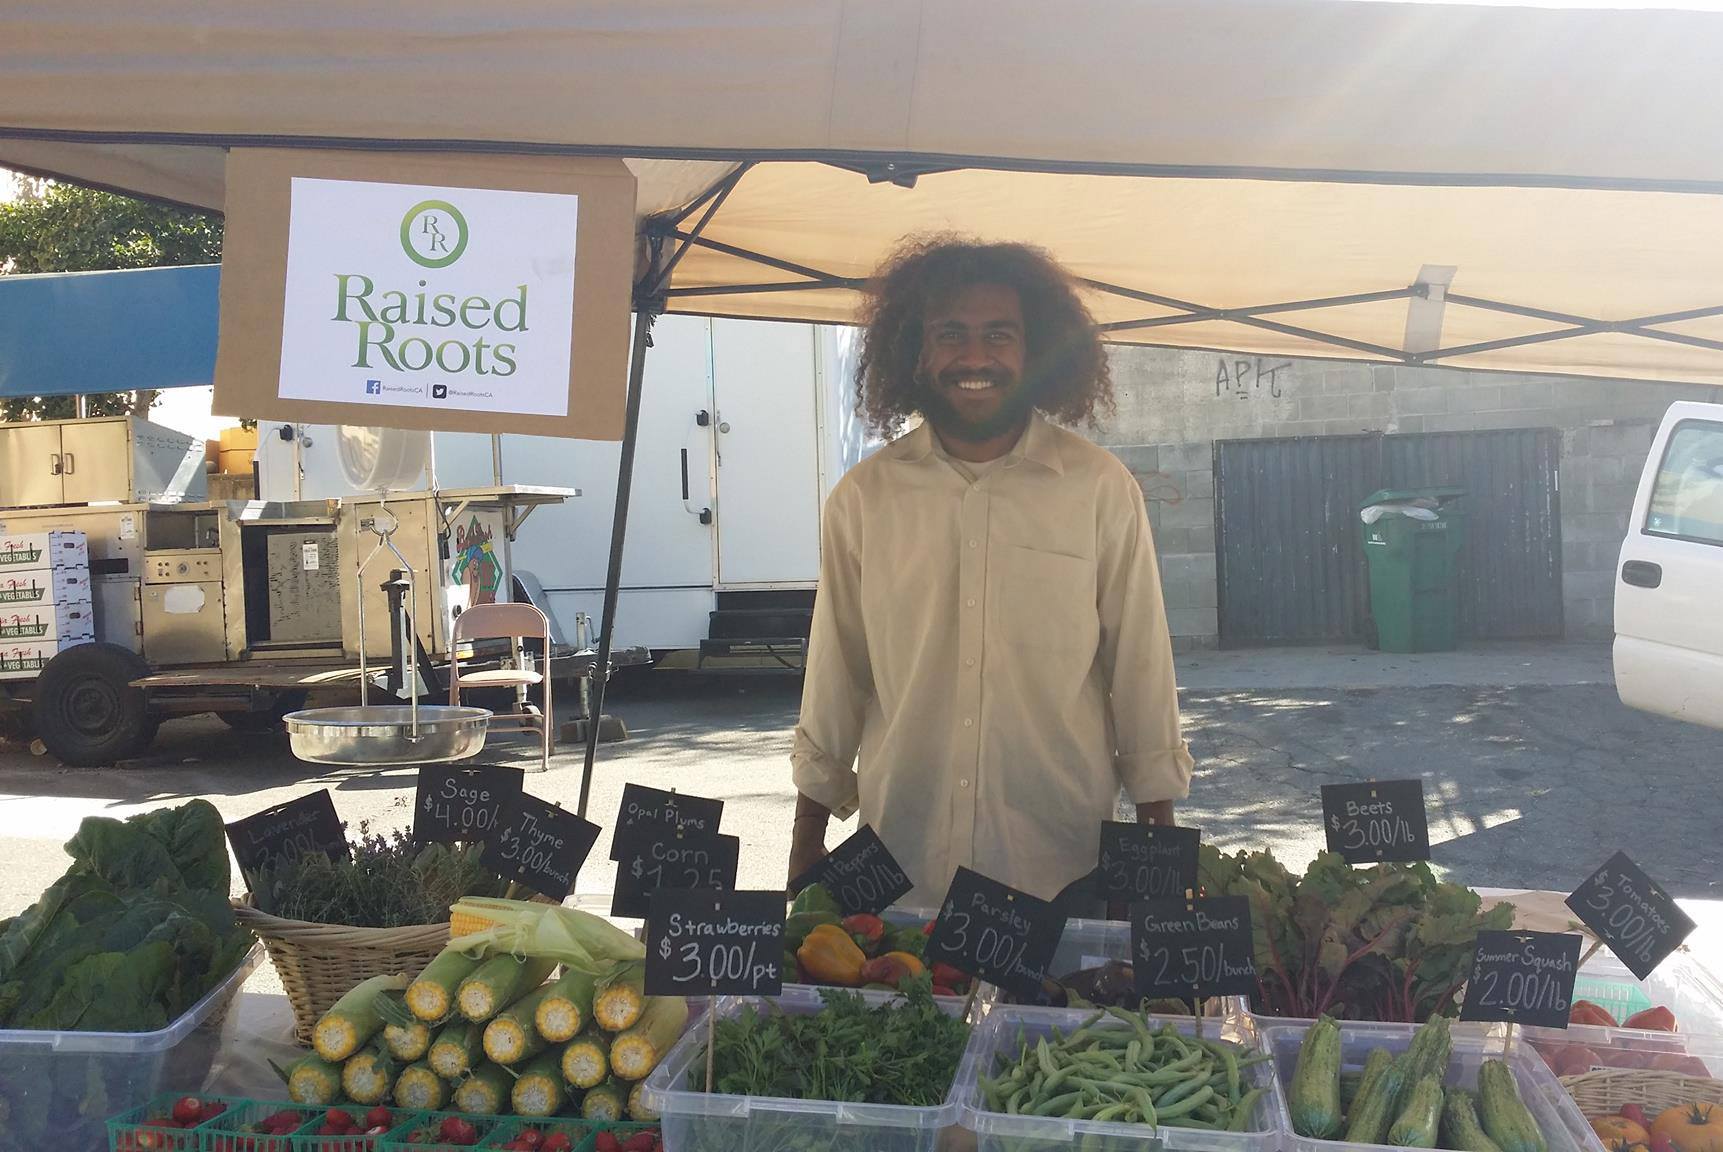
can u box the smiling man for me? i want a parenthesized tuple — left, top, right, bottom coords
(788, 237, 1195, 910)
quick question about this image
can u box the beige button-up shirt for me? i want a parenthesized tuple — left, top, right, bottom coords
(791, 414, 1195, 907)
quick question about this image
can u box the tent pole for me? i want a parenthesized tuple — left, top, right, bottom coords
(578, 238, 666, 820)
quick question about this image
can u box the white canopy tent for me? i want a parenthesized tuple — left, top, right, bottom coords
(6, 0, 1723, 799)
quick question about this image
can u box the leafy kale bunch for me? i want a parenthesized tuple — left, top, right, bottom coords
(0, 798, 250, 1032)
(704, 976, 968, 1107)
(251, 823, 504, 928)
(1198, 845, 1514, 1021)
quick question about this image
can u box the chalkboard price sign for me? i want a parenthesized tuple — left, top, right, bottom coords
(226, 789, 349, 885)
(611, 829, 741, 919)
(1321, 780, 1431, 864)
(413, 763, 525, 843)
(926, 867, 1063, 998)
(789, 825, 913, 916)
(609, 783, 724, 860)
(1097, 823, 1200, 903)
(1566, 851, 1696, 981)
(1460, 929, 1582, 1029)
(482, 793, 601, 901)
(645, 890, 785, 997)
(1131, 896, 1259, 1000)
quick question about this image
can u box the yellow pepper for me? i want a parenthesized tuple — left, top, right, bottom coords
(797, 923, 867, 985)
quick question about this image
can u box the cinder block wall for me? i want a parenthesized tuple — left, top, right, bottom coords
(1096, 349, 1721, 648)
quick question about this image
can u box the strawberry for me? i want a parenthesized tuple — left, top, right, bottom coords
(327, 1109, 354, 1129)
(623, 1132, 657, 1152)
(520, 1130, 544, 1149)
(206, 1102, 229, 1118)
(542, 1134, 575, 1152)
(365, 1106, 393, 1129)
(172, 1096, 205, 1124)
(595, 1131, 621, 1152)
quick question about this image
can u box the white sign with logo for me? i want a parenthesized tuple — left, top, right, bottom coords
(277, 178, 579, 417)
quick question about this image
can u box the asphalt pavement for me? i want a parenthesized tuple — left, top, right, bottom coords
(1, 643, 1718, 926)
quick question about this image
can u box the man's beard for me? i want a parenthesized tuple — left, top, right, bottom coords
(916, 366, 1037, 443)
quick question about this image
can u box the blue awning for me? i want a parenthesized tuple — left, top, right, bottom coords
(0, 264, 219, 399)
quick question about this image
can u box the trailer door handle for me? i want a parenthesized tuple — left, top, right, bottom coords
(61, 453, 74, 476)
(49, 453, 62, 476)
(680, 448, 712, 525)
(680, 448, 690, 501)
(1621, 560, 1662, 589)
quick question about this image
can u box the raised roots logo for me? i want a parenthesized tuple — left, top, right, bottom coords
(400, 200, 469, 269)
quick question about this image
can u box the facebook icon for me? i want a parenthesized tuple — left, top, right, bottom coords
(364, 379, 382, 395)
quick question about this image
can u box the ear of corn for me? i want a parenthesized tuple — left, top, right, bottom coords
(428, 1019, 486, 1080)
(536, 967, 598, 1042)
(627, 1080, 661, 1123)
(458, 954, 558, 1023)
(341, 1037, 402, 1106)
(610, 996, 689, 1081)
(581, 1077, 627, 1123)
(284, 1053, 344, 1106)
(453, 1060, 514, 1115)
(312, 972, 412, 1063)
(484, 983, 557, 1065)
(385, 1018, 433, 1062)
(510, 1049, 570, 1117)
(408, 946, 486, 1022)
(394, 1061, 450, 1112)
(449, 898, 647, 971)
(562, 1030, 613, 1089)
(593, 964, 647, 1032)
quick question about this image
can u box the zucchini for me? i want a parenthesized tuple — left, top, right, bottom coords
(1350, 1048, 1394, 1114)
(1388, 1074, 1444, 1148)
(1345, 1061, 1407, 1145)
(340, 1037, 401, 1106)
(610, 996, 689, 1081)
(593, 964, 646, 1032)
(1290, 1016, 1343, 1138)
(312, 972, 411, 1063)
(1402, 1016, 1453, 1087)
(458, 954, 558, 1023)
(283, 1052, 343, 1106)
(483, 983, 558, 1065)
(394, 1060, 450, 1112)
(582, 1077, 627, 1123)
(452, 1060, 514, 1115)
(536, 967, 599, 1042)
(428, 1019, 486, 1080)
(562, 1029, 612, 1089)
(1477, 1060, 1546, 1152)
(1443, 1088, 1505, 1152)
(627, 1080, 662, 1123)
(407, 946, 485, 1022)
(511, 1049, 570, 1117)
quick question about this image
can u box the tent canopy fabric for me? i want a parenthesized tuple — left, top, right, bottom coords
(7, 0, 1723, 385)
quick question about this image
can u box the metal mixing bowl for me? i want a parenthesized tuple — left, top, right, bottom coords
(283, 704, 492, 765)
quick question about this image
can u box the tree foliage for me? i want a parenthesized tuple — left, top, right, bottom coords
(0, 176, 223, 421)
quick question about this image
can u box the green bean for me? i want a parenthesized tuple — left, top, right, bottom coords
(1030, 1090, 1084, 1117)
(1220, 1045, 1240, 1101)
(1124, 1039, 1141, 1069)
(1229, 1087, 1264, 1131)
(1156, 1085, 1214, 1120)
(1132, 1087, 1159, 1126)
(1006, 1085, 1028, 1115)
(1093, 1102, 1134, 1124)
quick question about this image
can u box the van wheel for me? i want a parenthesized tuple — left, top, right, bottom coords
(32, 643, 158, 767)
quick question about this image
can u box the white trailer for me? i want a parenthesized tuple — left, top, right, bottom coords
(256, 316, 870, 666)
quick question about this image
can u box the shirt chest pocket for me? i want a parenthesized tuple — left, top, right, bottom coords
(989, 544, 1098, 655)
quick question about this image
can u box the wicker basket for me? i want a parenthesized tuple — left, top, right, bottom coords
(233, 900, 449, 1044)
(1561, 1067, 1723, 1120)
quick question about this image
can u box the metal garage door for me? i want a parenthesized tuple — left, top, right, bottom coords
(1214, 429, 1563, 645)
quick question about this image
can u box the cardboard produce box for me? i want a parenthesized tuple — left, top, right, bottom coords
(0, 567, 93, 606)
(0, 636, 92, 680)
(0, 602, 96, 643)
(0, 530, 89, 572)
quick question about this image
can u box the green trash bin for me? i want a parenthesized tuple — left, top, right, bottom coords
(1359, 487, 1467, 653)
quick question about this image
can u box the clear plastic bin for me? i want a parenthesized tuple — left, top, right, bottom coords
(0, 941, 261, 1152)
(637, 985, 967, 1152)
(954, 1005, 1285, 1152)
(1522, 948, 1723, 1078)
(1263, 1019, 1594, 1152)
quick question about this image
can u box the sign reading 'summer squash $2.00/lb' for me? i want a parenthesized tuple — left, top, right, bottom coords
(277, 178, 579, 418)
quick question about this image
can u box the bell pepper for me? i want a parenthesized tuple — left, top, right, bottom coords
(858, 951, 925, 988)
(930, 962, 969, 991)
(1623, 1005, 1677, 1031)
(796, 923, 867, 985)
(785, 886, 844, 951)
(841, 914, 887, 953)
(887, 926, 927, 959)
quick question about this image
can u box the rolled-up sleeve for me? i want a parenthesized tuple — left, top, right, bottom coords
(1095, 467, 1195, 802)
(790, 480, 870, 819)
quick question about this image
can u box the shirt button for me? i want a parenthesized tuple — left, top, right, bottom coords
(963, 718, 974, 728)
(968, 539, 978, 548)
(960, 778, 971, 788)
(966, 657, 976, 668)
(966, 598, 976, 608)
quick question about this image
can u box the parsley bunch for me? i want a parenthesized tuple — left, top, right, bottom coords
(703, 977, 968, 1107)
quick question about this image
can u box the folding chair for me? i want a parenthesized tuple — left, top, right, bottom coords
(449, 602, 554, 772)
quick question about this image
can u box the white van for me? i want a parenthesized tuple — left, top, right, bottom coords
(1614, 401, 1723, 729)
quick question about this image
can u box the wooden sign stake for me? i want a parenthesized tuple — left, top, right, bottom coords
(704, 1004, 716, 1093)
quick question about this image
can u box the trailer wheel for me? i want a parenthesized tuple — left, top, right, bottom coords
(32, 643, 158, 767)
(218, 691, 306, 733)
